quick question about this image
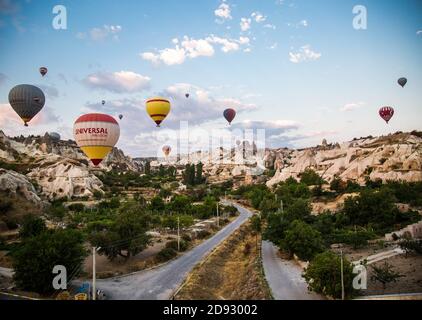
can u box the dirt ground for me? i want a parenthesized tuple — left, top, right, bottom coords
(0, 251, 12, 268)
(362, 254, 422, 296)
(333, 243, 422, 296)
(174, 223, 272, 300)
(83, 237, 172, 278)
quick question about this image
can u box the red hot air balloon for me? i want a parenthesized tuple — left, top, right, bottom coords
(39, 67, 48, 77)
(223, 108, 236, 125)
(379, 106, 394, 124)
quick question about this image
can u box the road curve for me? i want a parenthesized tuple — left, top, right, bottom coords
(97, 203, 252, 300)
(262, 240, 324, 300)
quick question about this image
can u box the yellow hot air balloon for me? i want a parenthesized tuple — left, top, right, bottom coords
(73, 113, 120, 166)
(146, 97, 171, 127)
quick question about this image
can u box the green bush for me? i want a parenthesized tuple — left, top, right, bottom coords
(68, 203, 85, 212)
(156, 247, 177, 262)
(197, 230, 211, 239)
(19, 215, 47, 239)
(166, 239, 188, 252)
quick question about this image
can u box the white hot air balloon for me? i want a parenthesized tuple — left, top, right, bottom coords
(73, 113, 120, 166)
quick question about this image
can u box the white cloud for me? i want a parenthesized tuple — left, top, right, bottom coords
(83, 71, 151, 93)
(340, 102, 365, 112)
(182, 37, 215, 58)
(0, 73, 7, 86)
(37, 84, 59, 99)
(214, 2, 232, 22)
(251, 12, 266, 23)
(299, 20, 308, 27)
(289, 45, 322, 63)
(83, 83, 259, 156)
(417, 30, 422, 35)
(0, 103, 60, 136)
(264, 24, 276, 30)
(141, 35, 250, 66)
(240, 18, 251, 32)
(77, 25, 122, 41)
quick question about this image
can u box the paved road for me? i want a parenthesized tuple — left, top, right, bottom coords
(96, 203, 252, 300)
(262, 240, 324, 300)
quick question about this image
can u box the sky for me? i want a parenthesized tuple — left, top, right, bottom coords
(0, 0, 421, 157)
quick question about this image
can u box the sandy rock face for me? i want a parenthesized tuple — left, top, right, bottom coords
(0, 169, 41, 204)
(267, 133, 422, 187)
(27, 157, 104, 200)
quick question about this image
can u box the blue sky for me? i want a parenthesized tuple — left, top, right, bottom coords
(0, 0, 421, 157)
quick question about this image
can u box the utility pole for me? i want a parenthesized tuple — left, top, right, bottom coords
(92, 247, 96, 301)
(280, 200, 284, 213)
(340, 250, 345, 301)
(177, 216, 180, 252)
(216, 203, 220, 228)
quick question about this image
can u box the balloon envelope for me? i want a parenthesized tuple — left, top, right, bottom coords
(39, 67, 48, 77)
(223, 108, 236, 125)
(102, 100, 106, 106)
(379, 106, 394, 124)
(146, 97, 171, 127)
(73, 113, 120, 166)
(398, 78, 407, 88)
(119, 114, 123, 120)
(8, 84, 45, 126)
(162, 145, 171, 157)
(185, 93, 190, 98)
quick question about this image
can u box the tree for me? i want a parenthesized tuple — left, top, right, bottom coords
(19, 215, 47, 239)
(371, 262, 403, 290)
(250, 215, 262, 254)
(300, 169, 324, 186)
(195, 162, 204, 184)
(12, 229, 86, 294)
(330, 177, 346, 194)
(183, 164, 196, 186)
(89, 205, 151, 260)
(149, 196, 165, 212)
(144, 161, 151, 175)
(281, 220, 325, 261)
(303, 251, 356, 299)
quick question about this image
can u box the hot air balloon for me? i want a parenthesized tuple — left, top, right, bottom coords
(162, 145, 171, 157)
(39, 67, 48, 77)
(48, 132, 61, 141)
(223, 108, 236, 125)
(102, 100, 106, 106)
(8, 84, 45, 127)
(185, 93, 190, 98)
(73, 113, 120, 166)
(379, 106, 394, 124)
(119, 114, 123, 120)
(398, 78, 407, 88)
(146, 97, 171, 127)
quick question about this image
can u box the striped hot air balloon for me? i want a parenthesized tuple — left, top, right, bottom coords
(73, 113, 120, 166)
(146, 97, 171, 127)
(8, 84, 45, 126)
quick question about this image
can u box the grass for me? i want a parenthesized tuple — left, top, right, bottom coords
(174, 222, 272, 300)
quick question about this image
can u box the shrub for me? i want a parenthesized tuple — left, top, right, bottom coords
(68, 203, 85, 212)
(166, 240, 188, 252)
(181, 234, 192, 242)
(156, 247, 177, 263)
(197, 230, 211, 239)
